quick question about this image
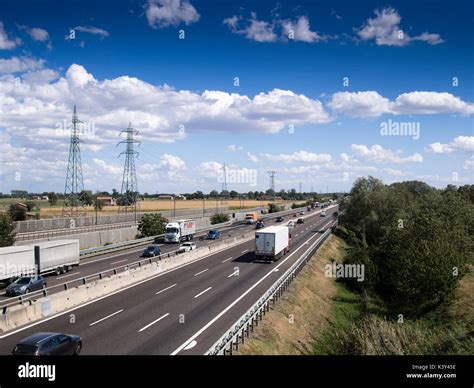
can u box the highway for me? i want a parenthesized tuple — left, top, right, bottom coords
(0, 207, 305, 301)
(0, 206, 337, 355)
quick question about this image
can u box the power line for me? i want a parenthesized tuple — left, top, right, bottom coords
(221, 163, 228, 192)
(267, 171, 276, 192)
(117, 122, 140, 218)
(62, 105, 86, 217)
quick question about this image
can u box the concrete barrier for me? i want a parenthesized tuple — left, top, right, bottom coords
(0, 229, 256, 333)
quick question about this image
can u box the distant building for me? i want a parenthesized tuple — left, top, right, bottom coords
(31, 196, 41, 200)
(41, 195, 49, 201)
(158, 194, 174, 200)
(97, 196, 115, 206)
(174, 194, 186, 200)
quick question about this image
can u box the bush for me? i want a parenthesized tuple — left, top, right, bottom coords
(268, 203, 284, 213)
(138, 213, 168, 237)
(8, 204, 26, 221)
(0, 214, 16, 247)
(211, 213, 229, 224)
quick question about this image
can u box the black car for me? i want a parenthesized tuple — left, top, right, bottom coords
(142, 245, 161, 257)
(255, 221, 265, 229)
(276, 216, 284, 222)
(5, 276, 47, 296)
(12, 332, 82, 356)
(297, 218, 304, 224)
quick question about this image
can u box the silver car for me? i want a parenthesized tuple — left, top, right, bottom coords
(178, 242, 197, 253)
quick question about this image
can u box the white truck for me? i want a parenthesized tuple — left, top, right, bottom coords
(0, 239, 80, 286)
(164, 220, 196, 243)
(255, 225, 291, 261)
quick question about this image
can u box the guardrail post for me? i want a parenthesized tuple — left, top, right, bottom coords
(99, 273, 103, 280)
(82, 278, 87, 285)
(113, 269, 117, 275)
(64, 283, 68, 291)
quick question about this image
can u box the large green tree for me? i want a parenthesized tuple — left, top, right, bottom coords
(138, 213, 168, 237)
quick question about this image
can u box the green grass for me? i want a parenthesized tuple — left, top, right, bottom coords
(314, 282, 362, 355)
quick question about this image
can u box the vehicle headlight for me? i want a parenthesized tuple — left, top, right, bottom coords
(20, 285, 27, 291)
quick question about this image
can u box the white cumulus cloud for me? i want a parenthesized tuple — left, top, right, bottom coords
(0, 22, 21, 50)
(0, 56, 45, 74)
(146, 0, 200, 28)
(264, 150, 332, 163)
(329, 91, 474, 117)
(427, 136, 474, 154)
(351, 144, 423, 164)
(356, 7, 443, 46)
(281, 16, 324, 42)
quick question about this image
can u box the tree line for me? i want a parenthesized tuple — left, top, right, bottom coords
(338, 177, 473, 317)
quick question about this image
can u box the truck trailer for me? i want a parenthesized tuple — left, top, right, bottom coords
(164, 220, 196, 243)
(255, 225, 291, 261)
(0, 239, 80, 286)
(245, 212, 258, 224)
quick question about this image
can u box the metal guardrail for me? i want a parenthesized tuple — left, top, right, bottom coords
(79, 219, 235, 257)
(206, 218, 337, 355)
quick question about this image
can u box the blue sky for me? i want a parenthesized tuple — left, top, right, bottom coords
(0, 0, 473, 194)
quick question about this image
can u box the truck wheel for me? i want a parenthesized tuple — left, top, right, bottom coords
(55, 267, 61, 276)
(61, 266, 67, 274)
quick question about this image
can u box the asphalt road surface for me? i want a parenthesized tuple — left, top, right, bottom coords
(0, 206, 337, 355)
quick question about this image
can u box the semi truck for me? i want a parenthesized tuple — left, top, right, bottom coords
(164, 219, 196, 243)
(245, 212, 258, 224)
(0, 240, 80, 287)
(255, 225, 291, 261)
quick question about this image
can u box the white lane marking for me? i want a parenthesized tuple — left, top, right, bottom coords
(80, 247, 146, 266)
(111, 259, 128, 265)
(241, 249, 248, 254)
(295, 234, 299, 237)
(194, 269, 209, 277)
(56, 272, 80, 280)
(183, 340, 197, 350)
(221, 257, 233, 263)
(274, 268, 279, 272)
(155, 283, 177, 295)
(227, 270, 238, 278)
(89, 309, 124, 326)
(194, 287, 212, 299)
(171, 219, 334, 355)
(138, 313, 170, 332)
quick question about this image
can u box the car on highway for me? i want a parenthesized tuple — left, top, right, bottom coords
(178, 242, 197, 253)
(287, 220, 296, 228)
(320, 211, 327, 217)
(5, 276, 46, 296)
(276, 216, 284, 222)
(255, 221, 265, 229)
(300, 211, 305, 215)
(206, 229, 221, 240)
(12, 332, 82, 356)
(297, 218, 304, 224)
(293, 213, 298, 217)
(142, 245, 162, 257)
